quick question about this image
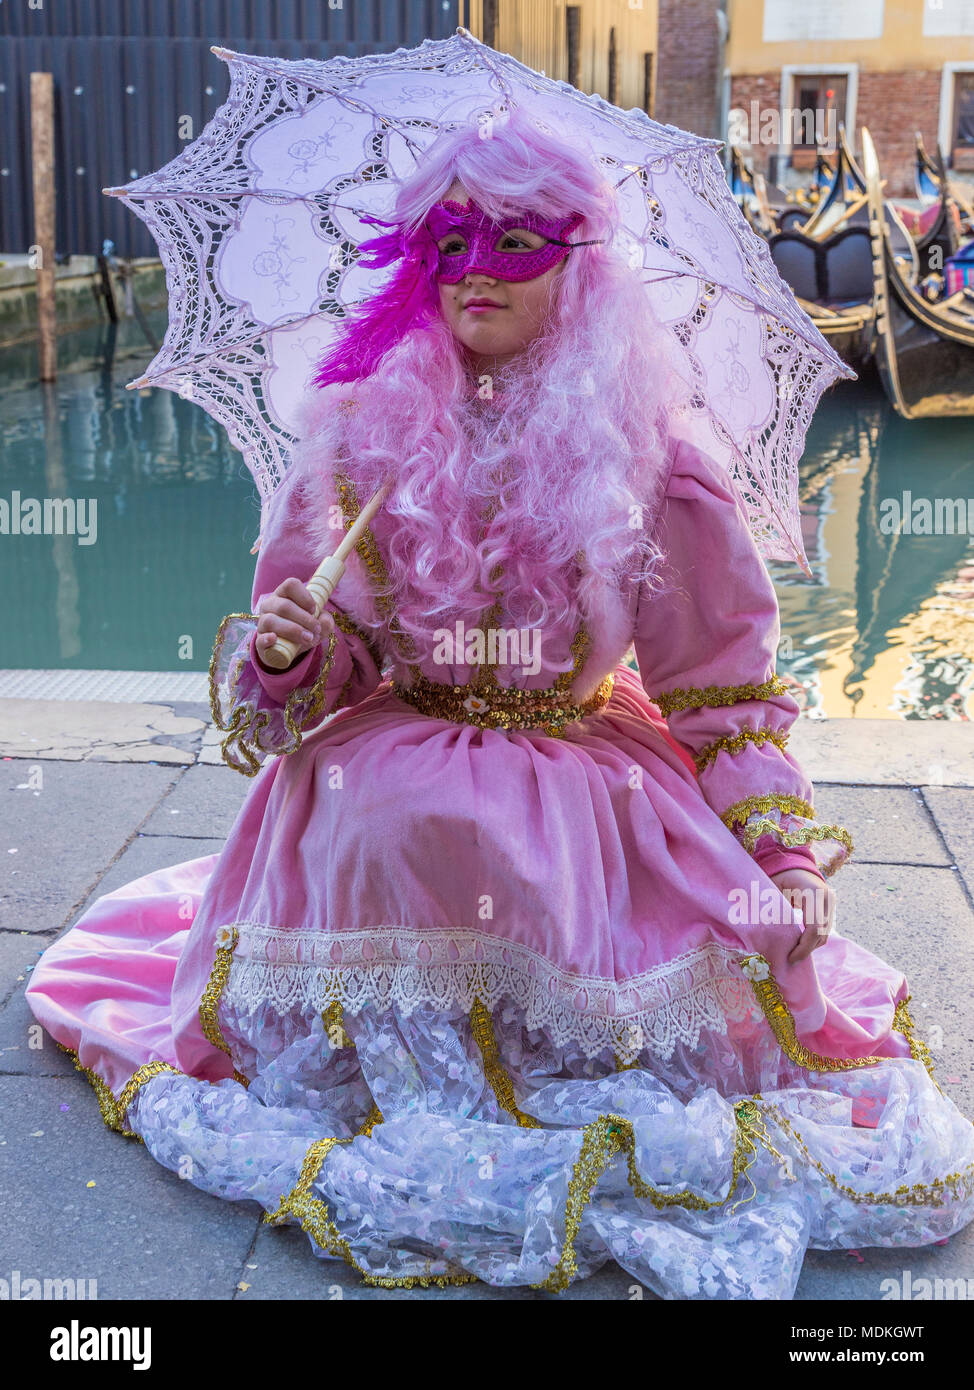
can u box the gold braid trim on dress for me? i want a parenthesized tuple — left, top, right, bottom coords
(263, 1133, 475, 1288)
(720, 792, 817, 829)
(650, 674, 790, 718)
(892, 997, 943, 1094)
(337, 473, 600, 738)
(331, 606, 386, 679)
(56, 1044, 180, 1141)
(392, 670, 615, 735)
(322, 999, 353, 1050)
(319, 1001, 386, 1129)
(761, 1101, 974, 1207)
(469, 997, 542, 1128)
(694, 726, 788, 772)
(334, 469, 417, 663)
(199, 927, 249, 1087)
(393, 564, 604, 738)
(534, 1101, 773, 1293)
(208, 612, 340, 779)
(734, 815, 854, 876)
(741, 954, 891, 1073)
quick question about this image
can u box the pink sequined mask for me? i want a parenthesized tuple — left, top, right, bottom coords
(425, 199, 600, 283)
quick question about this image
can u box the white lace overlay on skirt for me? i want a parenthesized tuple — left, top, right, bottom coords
(222, 926, 754, 1064)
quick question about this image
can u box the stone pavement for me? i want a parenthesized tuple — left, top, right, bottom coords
(1, 696, 973, 1301)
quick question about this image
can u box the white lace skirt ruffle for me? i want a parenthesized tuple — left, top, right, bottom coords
(123, 996, 974, 1299)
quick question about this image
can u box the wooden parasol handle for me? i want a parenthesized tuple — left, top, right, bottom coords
(258, 481, 391, 670)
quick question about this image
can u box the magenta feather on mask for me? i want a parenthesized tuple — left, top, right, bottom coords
(311, 214, 441, 389)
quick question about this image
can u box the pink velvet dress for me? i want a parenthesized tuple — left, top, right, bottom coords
(26, 396, 974, 1298)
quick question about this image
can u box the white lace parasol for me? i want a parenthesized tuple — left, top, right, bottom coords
(104, 28, 855, 572)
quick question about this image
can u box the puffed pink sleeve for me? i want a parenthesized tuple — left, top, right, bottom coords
(632, 438, 853, 880)
(208, 449, 384, 778)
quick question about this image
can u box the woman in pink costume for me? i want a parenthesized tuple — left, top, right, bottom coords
(26, 111, 974, 1298)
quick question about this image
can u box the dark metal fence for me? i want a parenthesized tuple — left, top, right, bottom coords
(0, 3, 462, 258)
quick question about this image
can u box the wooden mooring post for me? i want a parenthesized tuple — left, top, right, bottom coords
(30, 71, 57, 382)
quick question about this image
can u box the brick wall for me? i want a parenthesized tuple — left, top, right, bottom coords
(729, 71, 942, 198)
(856, 69, 942, 194)
(656, 0, 720, 137)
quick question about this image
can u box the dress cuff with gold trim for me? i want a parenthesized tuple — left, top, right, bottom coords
(722, 795, 853, 879)
(208, 611, 340, 778)
(649, 674, 790, 718)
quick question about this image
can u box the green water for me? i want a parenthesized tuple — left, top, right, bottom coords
(1, 323, 972, 718)
(0, 313, 259, 673)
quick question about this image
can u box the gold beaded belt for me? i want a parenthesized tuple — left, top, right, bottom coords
(391, 671, 616, 734)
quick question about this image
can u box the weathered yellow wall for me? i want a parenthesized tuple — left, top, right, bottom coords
(727, 0, 974, 74)
(465, 1, 658, 113)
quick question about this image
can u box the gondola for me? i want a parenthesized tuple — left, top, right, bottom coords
(729, 145, 807, 234)
(762, 132, 918, 368)
(889, 140, 964, 280)
(862, 125, 974, 417)
(915, 131, 943, 201)
(911, 130, 974, 236)
(798, 126, 865, 238)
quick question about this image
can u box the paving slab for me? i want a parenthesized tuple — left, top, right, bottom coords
(922, 787, 974, 905)
(0, 929, 47, 1004)
(82, 833, 225, 903)
(199, 720, 230, 766)
(795, 1225, 974, 1300)
(245, 1221, 652, 1300)
(0, 836, 224, 1079)
(810, 785, 949, 865)
(140, 763, 250, 841)
(0, 698, 205, 764)
(0, 1075, 257, 1298)
(0, 761, 181, 934)
(788, 719, 974, 787)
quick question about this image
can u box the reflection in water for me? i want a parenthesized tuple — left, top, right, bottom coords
(1, 326, 972, 717)
(0, 314, 259, 671)
(771, 377, 974, 720)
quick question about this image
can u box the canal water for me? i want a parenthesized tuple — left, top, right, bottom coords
(1, 318, 972, 719)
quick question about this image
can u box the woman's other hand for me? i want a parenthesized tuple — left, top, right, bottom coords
(769, 867, 836, 964)
(254, 578, 335, 669)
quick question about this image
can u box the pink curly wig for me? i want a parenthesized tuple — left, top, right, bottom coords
(297, 107, 692, 674)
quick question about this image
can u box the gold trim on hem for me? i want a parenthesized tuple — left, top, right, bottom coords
(650, 674, 790, 718)
(469, 997, 542, 1128)
(762, 1101, 974, 1208)
(56, 1044, 180, 1141)
(893, 996, 943, 1094)
(741, 954, 887, 1073)
(533, 1101, 771, 1293)
(264, 1132, 474, 1289)
(199, 927, 249, 1087)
